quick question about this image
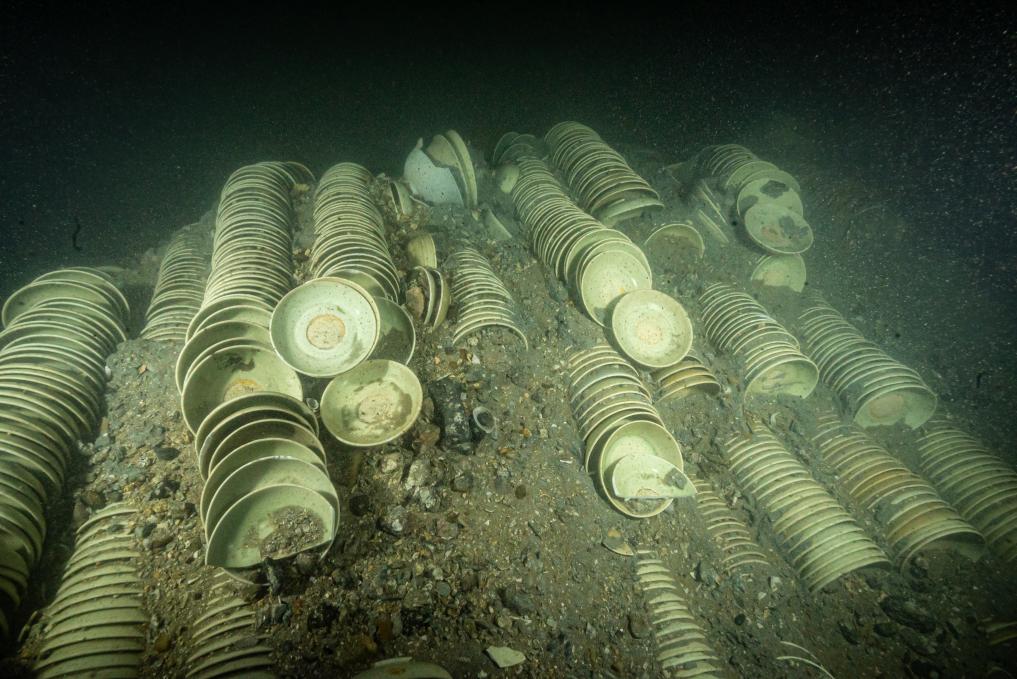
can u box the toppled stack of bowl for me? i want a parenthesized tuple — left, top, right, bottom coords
(447, 248, 528, 348)
(798, 296, 937, 428)
(916, 423, 1017, 562)
(192, 393, 338, 576)
(408, 266, 450, 330)
(635, 551, 724, 675)
(700, 283, 818, 398)
(567, 344, 694, 518)
(1, 267, 129, 637)
(492, 132, 547, 167)
(141, 226, 208, 341)
(651, 353, 722, 403)
(311, 162, 400, 301)
(545, 121, 664, 226)
(697, 145, 813, 280)
(688, 180, 730, 245)
(186, 570, 274, 678)
(688, 474, 770, 574)
(724, 429, 890, 591)
(512, 158, 652, 325)
(403, 130, 477, 208)
(812, 414, 983, 568)
(32, 503, 144, 678)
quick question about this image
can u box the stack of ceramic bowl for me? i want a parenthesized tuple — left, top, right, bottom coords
(312, 163, 400, 301)
(512, 159, 652, 325)
(491, 132, 546, 166)
(545, 121, 664, 226)
(608, 289, 693, 370)
(697, 145, 802, 196)
(567, 345, 694, 518)
(798, 296, 937, 428)
(812, 414, 983, 568)
(192, 392, 338, 576)
(652, 353, 722, 403)
(689, 180, 730, 245)
(0, 268, 129, 637)
(635, 551, 724, 675)
(447, 248, 528, 349)
(700, 283, 818, 398)
(403, 131, 477, 208)
(724, 430, 889, 591)
(32, 503, 144, 677)
(689, 474, 770, 574)
(186, 570, 274, 677)
(916, 424, 1017, 562)
(142, 227, 208, 341)
(320, 359, 424, 449)
(186, 161, 306, 352)
(408, 266, 451, 330)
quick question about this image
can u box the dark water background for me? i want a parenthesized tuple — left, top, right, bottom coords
(1, 2, 1015, 437)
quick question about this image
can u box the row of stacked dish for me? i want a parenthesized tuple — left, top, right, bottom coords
(797, 295, 937, 428)
(141, 226, 208, 341)
(567, 344, 694, 518)
(725, 429, 890, 591)
(811, 414, 983, 568)
(186, 570, 274, 678)
(916, 424, 1017, 562)
(447, 248, 527, 348)
(193, 393, 338, 578)
(512, 158, 652, 325)
(545, 121, 663, 226)
(688, 474, 771, 575)
(312, 163, 400, 301)
(635, 551, 725, 676)
(32, 504, 144, 678)
(700, 283, 818, 398)
(651, 353, 722, 403)
(0, 267, 129, 638)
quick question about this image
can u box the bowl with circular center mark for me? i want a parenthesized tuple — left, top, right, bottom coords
(609, 289, 693, 369)
(270, 277, 380, 378)
(320, 359, 423, 448)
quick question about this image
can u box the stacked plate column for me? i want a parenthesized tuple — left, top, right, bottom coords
(0, 267, 129, 639)
(798, 296, 937, 428)
(916, 424, 1017, 562)
(447, 248, 527, 348)
(141, 226, 209, 341)
(724, 430, 890, 591)
(700, 283, 818, 398)
(811, 414, 983, 567)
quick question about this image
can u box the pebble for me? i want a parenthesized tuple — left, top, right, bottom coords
(500, 585, 536, 615)
(154, 446, 180, 461)
(379, 506, 408, 536)
(839, 620, 860, 645)
(80, 489, 106, 509)
(147, 524, 174, 549)
(349, 495, 373, 517)
(294, 553, 317, 576)
(880, 596, 936, 634)
(437, 520, 460, 540)
(627, 613, 650, 639)
(404, 459, 435, 490)
(435, 581, 452, 597)
(514, 484, 528, 499)
(153, 632, 173, 653)
(451, 473, 474, 493)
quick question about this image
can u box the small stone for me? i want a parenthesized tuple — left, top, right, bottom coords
(148, 525, 174, 549)
(294, 553, 317, 576)
(80, 489, 106, 509)
(514, 484, 527, 499)
(379, 506, 407, 536)
(839, 621, 860, 645)
(768, 575, 782, 591)
(627, 613, 650, 639)
(153, 632, 173, 653)
(874, 621, 898, 638)
(734, 613, 747, 626)
(435, 581, 451, 597)
(694, 561, 720, 587)
(500, 585, 535, 615)
(437, 520, 460, 540)
(154, 446, 180, 462)
(379, 453, 403, 474)
(72, 500, 90, 527)
(451, 473, 474, 493)
(880, 596, 936, 634)
(148, 477, 180, 500)
(404, 459, 435, 490)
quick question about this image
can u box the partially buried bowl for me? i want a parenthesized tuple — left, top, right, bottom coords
(270, 277, 380, 378)
(609, 289, 693, 369)
(320, 359, 423, 448)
